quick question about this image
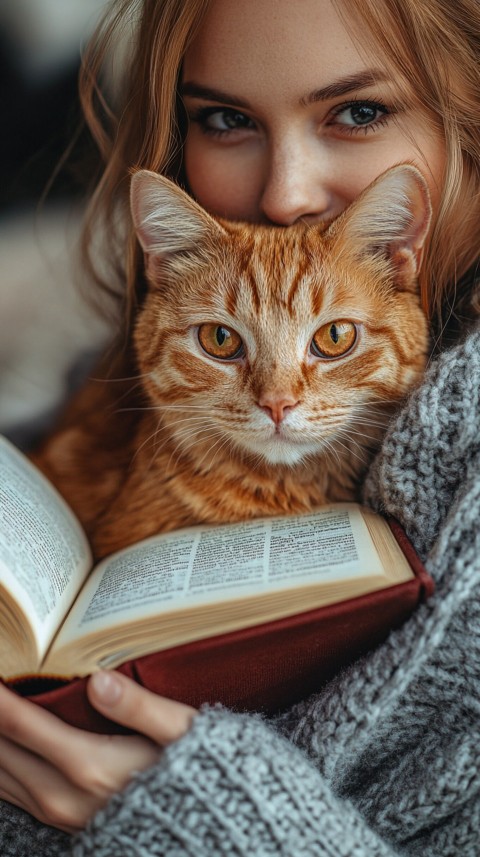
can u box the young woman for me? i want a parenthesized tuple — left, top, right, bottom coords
(0, 0, 479, 854)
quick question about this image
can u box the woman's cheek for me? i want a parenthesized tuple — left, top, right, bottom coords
(184, 138, 262, 220)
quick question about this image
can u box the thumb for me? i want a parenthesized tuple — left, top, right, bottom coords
(87, 671, 197, 745)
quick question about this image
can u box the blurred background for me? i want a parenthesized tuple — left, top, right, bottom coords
(0, 0, 115, 447)
(0, 0, 108, 212)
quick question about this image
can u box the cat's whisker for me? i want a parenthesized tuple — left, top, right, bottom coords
(345, 411, 392, 436)
(245, 453, 264, 473)
(200, 434, 234, 471)
(307, 402, 391, 439)
(165, 425, 228, 473)
(159, 404, 231, 411)
(348, 437, 381, 453)
(150, 428, 192, 473)
(346, 394, 389, 409)
(349, 408, 391, 423)
(338, 424, 383, 443)
(321, 438, 344, 467)
(172, 432, 229, 474)
(161, 423, 213, 457)
(336, 420, 378, 441)
(131, 415, 169, 464)
(134, 416, 222, 457)
(165, 416, 219, 431)
(116, 404, 222, 415)
(301, 443, 340, 476)
(297, 434, 343, 470)
(353, 404, 391, 416)
(348, 419, 389, 432)
(132, 422, 208, 471)
(331, 435, 370, 466)
(167, 423, 229, 457)
(106, 380, 152, 412)
(91, 371, 151, 383)
(334, 427, 381, 461)
(167, 423, 221, 451)
(134, 416, 223, 465)
(310, 417, 387, 452)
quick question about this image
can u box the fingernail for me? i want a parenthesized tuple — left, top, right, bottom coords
(91, 671, 123, 705)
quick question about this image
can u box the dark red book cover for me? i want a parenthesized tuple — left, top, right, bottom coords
(7, 518, 433, 733)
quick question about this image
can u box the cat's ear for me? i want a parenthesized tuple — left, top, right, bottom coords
(327, 164, 432, 289)
(130, 169, 227, 260)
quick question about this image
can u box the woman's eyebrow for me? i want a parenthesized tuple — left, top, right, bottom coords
(302, 70, 391, 105)
(180, 83, 251, 109)
(180, 70, 390, 109)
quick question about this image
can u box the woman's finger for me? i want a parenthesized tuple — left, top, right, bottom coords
(0, 725, 157, 830)
(0, 779, 77, 834)
(0, 683, 159, 789)
(0, 734, 89, 831)
(0, 682, 96, 764)
(87, 671, 197, 745)
(0, 765, 36, 817)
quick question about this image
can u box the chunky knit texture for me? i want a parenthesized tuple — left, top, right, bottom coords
(0, 802, 70, 856)
(2, 325, 480, 856)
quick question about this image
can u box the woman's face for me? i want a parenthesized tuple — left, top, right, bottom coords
(181, 0, 446, 225)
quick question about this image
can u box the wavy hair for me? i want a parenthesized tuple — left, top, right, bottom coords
(79, 0, 212, 327)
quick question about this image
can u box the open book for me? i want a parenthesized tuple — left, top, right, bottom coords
(0, 433, 432, 693)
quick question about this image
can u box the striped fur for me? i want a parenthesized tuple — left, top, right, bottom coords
(33, 166, 431, 558)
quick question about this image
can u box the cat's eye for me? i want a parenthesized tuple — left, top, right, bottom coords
(198, 324, 244, 360)
(311, 321, 357, 359)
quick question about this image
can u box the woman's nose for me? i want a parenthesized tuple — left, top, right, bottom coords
(259, 142, 335, 226)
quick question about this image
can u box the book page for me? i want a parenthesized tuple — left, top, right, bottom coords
(53, 504, 383, 645)
(0, 436, 92, 652)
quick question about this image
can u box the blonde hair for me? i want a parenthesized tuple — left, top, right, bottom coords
(80, 0, 479, 337)
(79, 0, 212, 326)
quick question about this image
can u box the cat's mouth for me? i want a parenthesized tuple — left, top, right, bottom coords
(237, 428, 323, 466)
(269, 423, 308, 442)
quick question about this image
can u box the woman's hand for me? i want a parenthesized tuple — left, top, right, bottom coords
(0, 673, 197, 833)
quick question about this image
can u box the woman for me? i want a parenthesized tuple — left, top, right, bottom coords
(0, 0, 479, 853)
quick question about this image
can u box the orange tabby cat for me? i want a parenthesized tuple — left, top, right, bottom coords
(33, 164, 431, 559)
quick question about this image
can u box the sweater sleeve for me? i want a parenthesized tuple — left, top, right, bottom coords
(72, 705, 399, 857)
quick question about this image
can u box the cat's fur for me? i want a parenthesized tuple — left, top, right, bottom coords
(33, 165, 431, 559)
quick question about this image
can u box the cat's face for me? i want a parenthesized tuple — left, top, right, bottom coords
(131, 166, 431, 468)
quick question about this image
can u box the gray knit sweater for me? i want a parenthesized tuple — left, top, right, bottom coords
(1, 325, 480, 856)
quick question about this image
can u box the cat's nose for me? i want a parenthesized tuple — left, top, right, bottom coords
(258, 394, 299, 425)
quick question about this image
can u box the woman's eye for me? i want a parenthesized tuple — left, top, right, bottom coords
(330, 100, 390, 132)
(190, 107, 256, 136)
(198, 324, 244, 360)
(311, 321, 357, 359)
